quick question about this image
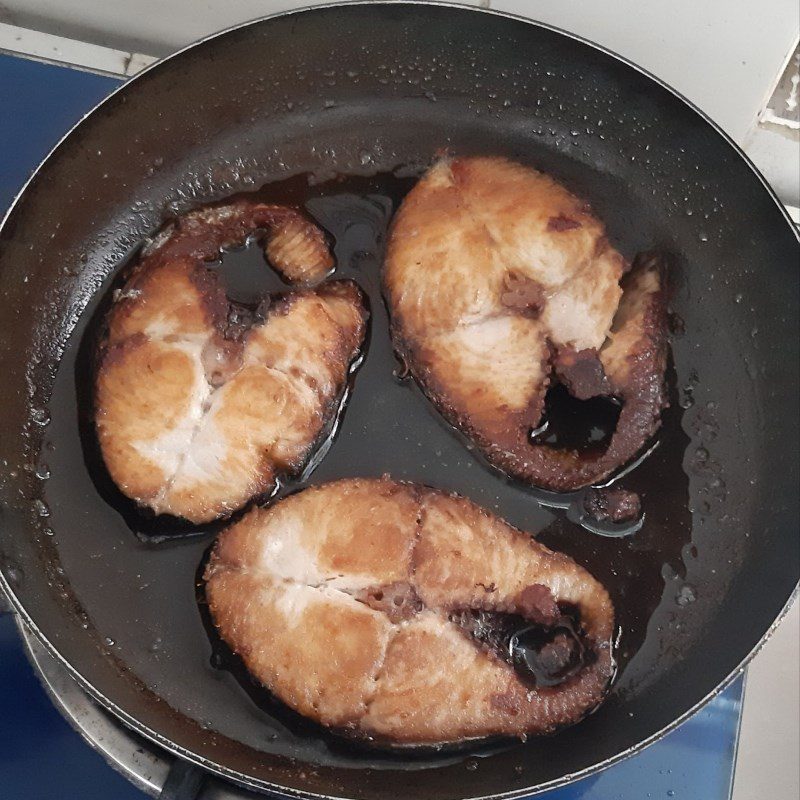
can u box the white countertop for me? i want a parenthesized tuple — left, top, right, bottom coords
(734, 599, 799, 799)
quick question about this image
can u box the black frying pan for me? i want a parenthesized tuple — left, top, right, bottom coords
(0, 3, 798, 798)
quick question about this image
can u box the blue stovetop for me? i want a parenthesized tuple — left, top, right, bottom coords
(0, 52, 742, 800)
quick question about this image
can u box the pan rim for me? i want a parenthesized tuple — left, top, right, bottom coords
(3, 568, 796, 799)
(2, 0, 799, 242)
(1, 2, 798, 798)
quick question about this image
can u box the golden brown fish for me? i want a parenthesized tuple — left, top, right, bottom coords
(384, 156, 668, 491)
(95, 201, 367, 524)
(205, 477, 615, 744)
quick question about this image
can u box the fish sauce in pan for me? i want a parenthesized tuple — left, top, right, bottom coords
(38, 170, 694, 764)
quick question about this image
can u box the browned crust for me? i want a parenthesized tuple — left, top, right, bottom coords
(483, 255, 668, 490)
(387, 303, 552, 453)
(95, 199, 365, 523)
(547, 214, 583, 232)
(205, 477, 615, 744)
(383, 156, 669, 492)
(144, 199, 333, 283)
(499, 272, 546, 318)
(553, 346, 611, 400)
(97, 331, 148, 370)
(354, 581, 424, 623)
(103, 199, 333, 354)
(268, 291, 367, 479)
(583, 486, 642, 524)
(385, 252, 669, 493)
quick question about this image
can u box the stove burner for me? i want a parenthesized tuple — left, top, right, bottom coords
(17, 618, 256, 799)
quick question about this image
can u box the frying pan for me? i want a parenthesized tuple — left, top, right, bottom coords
(0, 2, 797, 798)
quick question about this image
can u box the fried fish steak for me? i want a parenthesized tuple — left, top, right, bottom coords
(95, 201, 367, 523)
(383, 156, 668, 491)
(205, 477, 615, 744)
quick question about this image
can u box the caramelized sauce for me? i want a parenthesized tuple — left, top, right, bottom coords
(532, 383, 622, 451)
(448, 607, 587, 688)
(39, 169, 691, 760)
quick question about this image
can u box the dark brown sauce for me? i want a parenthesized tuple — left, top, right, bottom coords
(533, 384, 622, 452)
(39, 169, 691, 761)
(539, 370, 690, 672)
(448, 607, 587, 688)
(209, 239, 290, 306)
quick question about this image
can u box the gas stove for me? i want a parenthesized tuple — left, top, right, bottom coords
(0, 50, 747, 800)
